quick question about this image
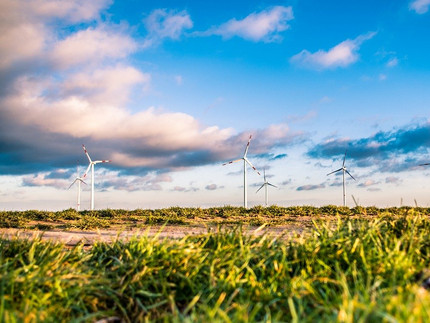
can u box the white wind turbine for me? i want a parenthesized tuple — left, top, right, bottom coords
(82, 145, 111, 210)
(223, 135, 260, 208)
(68, 164, 87, 211)
(256, 169, 277, 206)
(327, 151, 356, 207)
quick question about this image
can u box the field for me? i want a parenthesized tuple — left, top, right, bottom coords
(1, 206, 430, 322)
(2, 205, 430, 231)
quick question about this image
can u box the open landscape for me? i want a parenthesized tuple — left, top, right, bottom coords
(2, 206, 430, 321)
(2, 0, 430, 322)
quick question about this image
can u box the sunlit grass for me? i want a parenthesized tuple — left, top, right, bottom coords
(1, 213, 430, 321)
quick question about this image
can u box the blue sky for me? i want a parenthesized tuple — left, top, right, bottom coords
(1, 0, 430, 210)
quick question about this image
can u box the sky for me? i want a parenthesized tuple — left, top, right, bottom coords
(1, 0, 430, 210)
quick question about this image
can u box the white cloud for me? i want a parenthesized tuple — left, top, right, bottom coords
(0, 0, 112, 70)
(385, 176, 402, 184)
(22, 173, 69, 189)
(2, 71, 299, 170)
(28, 0, 111, 22)
(410, 0, 430, 14)
(290, 32, 376, 70)
(0, 2, 302, 177)
(0, 0, 110, 24)
(60, 65, 150, 106)
(209, 6, 293, 42)
(51, 27, 137, 69)
(100, 172, 173, 191)
(2, 73, 233, 168)
(0, 23, 46, 69)
(143, 9, 193, 48)
(379, 74, 387, 81)
(358, 180, 379, 188)
(205, 184, 219, 191)
(386, 57, 398, 67)
(172, 185, 199, 192)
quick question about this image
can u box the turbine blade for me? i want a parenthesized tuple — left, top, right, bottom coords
(352, 195, 359, 207)
(345, 170, 356, 180)
(256, 184, 265, 193)
(94, 160, 111, 164)
(82, 164, 91, 178)
(267, 183, 278, 188)
(243, 135, 252, 157)
(68, 178, 78, 190)
(263, 169, 266, 181)
(222, 158, 243, 166)
(420, 163, 430, 166)
(244, 157, 260, 175)
(82, 144, 92, 163)
(327, 168, 343, 176)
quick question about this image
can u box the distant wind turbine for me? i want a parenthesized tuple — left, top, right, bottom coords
(256, 169, 277, 206)
(223, 135, 260, 208)
(68, 164, 87, 211)
(327, 151, 356, 207)
(82, 145, 111, 210)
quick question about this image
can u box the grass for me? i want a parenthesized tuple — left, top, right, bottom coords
(1, 205, 430, 230)
(1, 212, 430, 321)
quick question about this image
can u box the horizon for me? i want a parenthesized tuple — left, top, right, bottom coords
(1, 0, 430, 210)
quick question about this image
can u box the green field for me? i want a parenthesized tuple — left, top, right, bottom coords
(1, 205, 430, 230)
(1, 207, 430, 322)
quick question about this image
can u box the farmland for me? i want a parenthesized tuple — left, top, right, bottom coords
(1, 207, 430, 322)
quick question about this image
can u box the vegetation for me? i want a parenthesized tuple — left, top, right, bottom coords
(1, 213, 430, 321)
(1, 205, 430, 230)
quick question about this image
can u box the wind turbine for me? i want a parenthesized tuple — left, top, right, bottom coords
(256, 169, 277, 206)
(68, 164, 87, 211)
(82, 145, 111, 210)
(327, 151, 356, 207)
(223, 135, 260, 208)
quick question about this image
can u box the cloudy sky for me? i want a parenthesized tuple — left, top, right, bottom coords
(1, 0, 430, 210)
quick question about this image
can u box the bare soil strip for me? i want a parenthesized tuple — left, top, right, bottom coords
(0, 225, 306, 246)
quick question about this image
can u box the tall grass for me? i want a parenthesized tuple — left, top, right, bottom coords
(1, 214, 430, 321)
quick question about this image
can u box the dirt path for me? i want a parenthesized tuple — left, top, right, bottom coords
(0, 225, 305, 246)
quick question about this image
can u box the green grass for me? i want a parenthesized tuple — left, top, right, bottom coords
(1, 213, 430, 321)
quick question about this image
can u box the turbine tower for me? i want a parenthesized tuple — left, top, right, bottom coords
(68, 164, 86, 211)
(82, 145, 111, 210)
(223, 135, 260, 208)
(327, 151, 356, 207)
(256, 169, 277, 206)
